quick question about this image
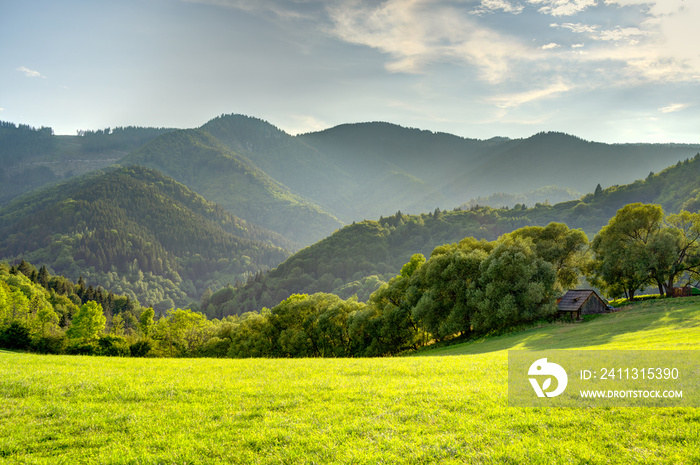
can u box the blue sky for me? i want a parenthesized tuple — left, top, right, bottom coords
(1, 0, 698, 143)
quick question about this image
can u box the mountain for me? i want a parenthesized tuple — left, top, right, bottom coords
(299, 125, 700, 212)
(120, 127, 343, 247)
(457, 132, 700, 197)
(207, 153, 700, 317)
(6, 114, 698, 248)
(0, 121, 173, 204)
(0, 166, 291, 310)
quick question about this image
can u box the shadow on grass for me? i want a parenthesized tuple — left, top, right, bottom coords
(421, 296, 700, 356)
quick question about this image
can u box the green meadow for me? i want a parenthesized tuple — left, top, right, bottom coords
(2, 298, 700, 464)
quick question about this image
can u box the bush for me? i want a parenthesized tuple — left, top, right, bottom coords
(198, 337, 231, 357)
(0, 322, 31, 350)
(32, 334, 67, 354)
(66, 340, 99, 355)
(97, 335, 130, 356)
(129, 339, 152, 357)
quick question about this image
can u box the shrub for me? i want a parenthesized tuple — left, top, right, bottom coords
(0, 322, 32, 350)
(66, 340, 99, 355)
(129, 339, 152, 357)
(32, 334, 67, 354)
(97, 335, 130, 356)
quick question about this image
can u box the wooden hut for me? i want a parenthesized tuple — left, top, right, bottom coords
(557, 289, 608, 320)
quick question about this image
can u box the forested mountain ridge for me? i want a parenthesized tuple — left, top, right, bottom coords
(120, 127, 343, 247)
(4, 114, 698, 249)
(299, 124, 700, 211)
(0, 121, 173, 204)
(0, 166, 291, 310)
(207, 153, 700, 317)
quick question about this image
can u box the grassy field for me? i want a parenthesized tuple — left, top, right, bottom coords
(2, 297, 700, 464)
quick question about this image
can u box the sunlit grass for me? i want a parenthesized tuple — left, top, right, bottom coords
(2, 298, 700, 464)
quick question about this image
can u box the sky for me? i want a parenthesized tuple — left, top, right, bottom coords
(1, 0, 698, 143)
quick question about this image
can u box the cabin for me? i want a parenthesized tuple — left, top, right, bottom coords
(557, 289, 608, 320)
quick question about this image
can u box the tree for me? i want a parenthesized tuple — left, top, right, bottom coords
(470, 238, 557, 333)
(139, 307, 155, 337)
(504, 222, 588, 290)
(153, 308, 210, 356)
(35, 300, 59, 337)
(587, 204, 664, 299)
(408, 241, 489, 341)
(662, 211, 700, 292)
(66, 301, 106, 341)
(366, 254, 426, 353)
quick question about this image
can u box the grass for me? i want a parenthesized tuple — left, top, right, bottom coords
(1, 297, 700, 464)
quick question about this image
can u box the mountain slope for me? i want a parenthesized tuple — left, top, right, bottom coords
(209, 153, 700, 316)
(0, 121, 173, 204)
(120, 128, 343, 247)
(460, 132, 700, 196)
(0, 166, 291, 308)
(298, 125, 700, 213)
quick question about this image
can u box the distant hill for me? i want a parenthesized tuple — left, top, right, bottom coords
(208, 153, 700, 317)
(299, 125, 700, 214)
(461, 186, 581, 210)
(5, 114, 699, 248)
(120, 127, 343, 247)
(456, 132, 699, 197)
(0, 121, 173, 204)
(0, 166, 291, 309)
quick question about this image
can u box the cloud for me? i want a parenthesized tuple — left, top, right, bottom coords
(191, 0, 700, 99)
(552, 23, 647, 44)
(283, 114, 329, 134)
(488, 79, 573, 108)
(528, 0, 597, 16)
(17, 66, 46, 78)
(659, 103, 689, 113)
(326, 0, 530, 82)
(472, 0, 525, 15)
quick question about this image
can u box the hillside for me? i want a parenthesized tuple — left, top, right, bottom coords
(210, 153, 700, 316)
(455, 132, 699, 197)
(419, 296, 700, 354)
(299, 124, 700, 213)
(120, 127, 343, 247)
(2, 297, 699, 463)
(0, 166, 291, 309)
(0, 122, 172, 204)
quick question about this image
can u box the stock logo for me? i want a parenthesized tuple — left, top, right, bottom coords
(528, 358, 568, 398)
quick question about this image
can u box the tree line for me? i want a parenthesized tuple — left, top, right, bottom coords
(2, 203, 698, 358)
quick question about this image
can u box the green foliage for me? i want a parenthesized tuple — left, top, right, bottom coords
(129, 339, 152, 357)
(2, 298, 700, 463)
(122, 127, 342, 246)
(587, 203, 700, 299)
(139, 307, 155, 337)
(0, 166, 291, 306)
(470, 238, 558, 333)
(0, 321, 31, 350)
(66, 301, 106, 341)
(96, 334, 130, 356)
(504, 222, 588, 290)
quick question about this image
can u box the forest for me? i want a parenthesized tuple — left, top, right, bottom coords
(0, 166, 291, 309)
(2, 204, 698, 358)
(207, 153, 700, 317)
(1, 114, 700, 358)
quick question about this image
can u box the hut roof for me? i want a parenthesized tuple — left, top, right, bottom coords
(557, 289, 604, 312)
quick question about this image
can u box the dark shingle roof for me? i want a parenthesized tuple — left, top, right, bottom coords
(558, 289, 602, 312)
